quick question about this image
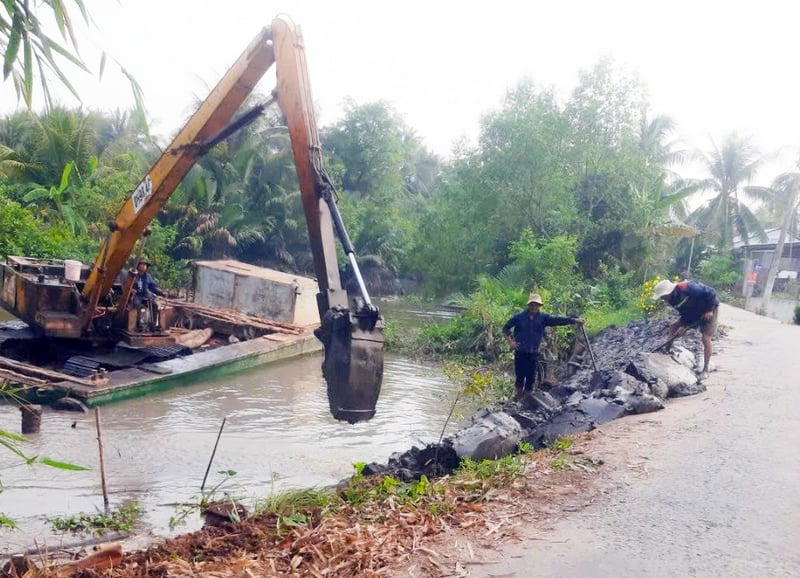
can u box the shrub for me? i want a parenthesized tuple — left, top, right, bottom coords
(794, 304, 800, 325)
(696, 255, 740, 296)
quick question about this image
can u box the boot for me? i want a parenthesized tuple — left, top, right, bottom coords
(513, 386, 525, 401)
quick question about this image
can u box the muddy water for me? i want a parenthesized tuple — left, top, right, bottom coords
(0, 300, 468, 554)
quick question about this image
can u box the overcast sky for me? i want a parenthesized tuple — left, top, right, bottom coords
(3, 0, 799, 180)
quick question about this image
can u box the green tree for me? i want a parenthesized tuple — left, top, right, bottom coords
(688, 133, 767, 253)
(559, 59, 698, 277)
(323, 100, 434, 284)
(323, 100, 409, 198)
(0, 195, 73, 257)
(478, 80, 574, 239)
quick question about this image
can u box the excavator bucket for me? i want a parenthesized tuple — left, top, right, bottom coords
(316, 303, 384, 424)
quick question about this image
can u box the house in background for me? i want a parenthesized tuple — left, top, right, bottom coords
(733, 228, 800, 297)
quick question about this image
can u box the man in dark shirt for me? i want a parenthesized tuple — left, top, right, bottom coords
(133, 260, 165, 301)
(132, 260, 165, 331)
(502, 293, 585, 400)
(652, 278, 719, 379)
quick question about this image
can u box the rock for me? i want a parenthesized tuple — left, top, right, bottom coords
(648, 378, 670, 400)
(626, 352, 698, 398)
(449, 408, 522, 461)
(524, 406, 595, 447)
(576, 397, 627, 424)
(669, 379, 707, 398)
(670, 345, 696, 369)
(362, 443, 459, 480)
(521, 389, 560, 412)
(590, 369, 650, 396)
(609, 387, 665, 414)
(203, 500, 248, 526)
(626, 392, 666, 414)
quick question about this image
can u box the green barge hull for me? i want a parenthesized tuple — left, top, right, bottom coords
(21, 329, 322, 406)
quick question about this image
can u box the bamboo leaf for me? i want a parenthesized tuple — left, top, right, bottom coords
(22, 31, 32, 104)
(98, 50, 106, 79)
(51, 0, 67, 38)
(3, 10, 22, 79)
(40, 457, 89, 471)
(120, 65, 150, 139)
(40, 35, 89, 70)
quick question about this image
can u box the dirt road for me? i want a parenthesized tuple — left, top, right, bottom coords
(469, 303, 800, 578)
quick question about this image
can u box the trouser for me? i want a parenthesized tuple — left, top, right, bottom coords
(514, 351, 539, 392)
(699, 305, 719, 337)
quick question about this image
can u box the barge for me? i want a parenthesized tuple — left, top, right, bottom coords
(0, 259, 323, 407)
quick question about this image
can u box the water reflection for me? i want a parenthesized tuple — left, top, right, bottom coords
(0, 350, 471, 553)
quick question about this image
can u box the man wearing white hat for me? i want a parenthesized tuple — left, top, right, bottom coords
(503, 293, 585, 400)
(652, 278, 719, 379)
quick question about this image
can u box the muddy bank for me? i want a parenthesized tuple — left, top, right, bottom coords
(364, 316, 713, 481)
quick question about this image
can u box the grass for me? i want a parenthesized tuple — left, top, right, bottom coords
(49, 501, 141, 535)
(240, 441, 537, 536)
(585, 304, 641, 334)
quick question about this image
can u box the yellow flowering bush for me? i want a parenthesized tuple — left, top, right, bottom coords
(638, 275, 681, 316)
(638, 276, 663, 316)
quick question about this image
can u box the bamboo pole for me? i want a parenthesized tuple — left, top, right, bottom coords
(94, 408, 110, 512)
(201, 417, 227, 494)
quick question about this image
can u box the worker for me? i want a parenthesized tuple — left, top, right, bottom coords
(503, 293, 585, 400)
(132, 259, 165, 330)
(133, 259, 165, 301)
(652, 278, 719, 379)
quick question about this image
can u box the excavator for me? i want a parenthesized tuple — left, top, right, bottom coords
(0, 16, 384, 423)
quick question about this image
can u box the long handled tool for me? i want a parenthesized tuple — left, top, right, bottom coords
(651, 322, 695, 353)
(580, 325, 598, 372)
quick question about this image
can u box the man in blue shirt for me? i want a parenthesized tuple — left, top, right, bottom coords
(503, 293, 585, 400)
(133, 260, 165, 301)
(132, 259, 165, 331)
(652, 278, 719, 379)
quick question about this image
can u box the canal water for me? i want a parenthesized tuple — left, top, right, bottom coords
(0, 300, 469, 554)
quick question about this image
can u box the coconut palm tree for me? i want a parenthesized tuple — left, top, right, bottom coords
(745, 164, 800, 312)
(688, 133, 767, 253)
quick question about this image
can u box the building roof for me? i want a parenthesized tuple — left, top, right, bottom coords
(192, 259, 317, 287)
(732, 227, 800, 249)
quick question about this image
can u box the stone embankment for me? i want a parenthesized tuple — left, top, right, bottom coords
(364, 317, 711, 480)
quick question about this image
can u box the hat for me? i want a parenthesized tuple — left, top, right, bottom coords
(137, 259, 151, 266)
(526, 293, 544, 305)
(652, 279, 676, 300)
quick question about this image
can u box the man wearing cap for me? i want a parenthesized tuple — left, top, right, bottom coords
(131, 259, 166, 331)
(503, 293, 585, 400)
(133, 260, 165, 301)
(652, 278, 719, 379)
